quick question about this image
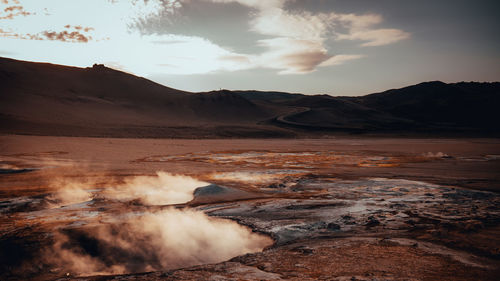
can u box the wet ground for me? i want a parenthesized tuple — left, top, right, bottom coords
(0, 135, 499, 280)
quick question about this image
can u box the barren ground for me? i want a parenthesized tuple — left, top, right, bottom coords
(1, 135, 499, 280)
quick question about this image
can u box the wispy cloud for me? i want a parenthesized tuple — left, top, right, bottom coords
(208, 0, 285, 10)
(0, 24, 93, 43)
(319, 54, 365, 67)
(335, 13, 410, 46)
(0, 0, 31, 19)
(41, 24, 94, 43)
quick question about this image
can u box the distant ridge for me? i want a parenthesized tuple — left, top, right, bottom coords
(1, 57, 498, 137)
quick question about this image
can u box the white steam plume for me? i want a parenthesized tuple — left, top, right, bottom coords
(47, 208, 272, 276)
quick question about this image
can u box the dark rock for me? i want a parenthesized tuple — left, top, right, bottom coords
(462, 220, 484, 232)
(291, 246, 314, 255)
(327, 223, 341, 231)
(342, 215, 357, 225)
(268, 183, 286, 188)
(365, 216, 380, 227)
(406, 219, 416, 225)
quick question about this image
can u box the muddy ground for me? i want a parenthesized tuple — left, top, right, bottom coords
(1, 135, 499, 280)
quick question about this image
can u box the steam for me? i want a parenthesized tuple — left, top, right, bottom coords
(207, 171, 302, 185)
(48, 172, 208, 206)
(103, 172, 209, 205)
(47, 208, 272, 276)
(210, 171, 279, 183)
(39, 171, 271, 277)
(46, 177, 94, 207)
(423, 152, 450, 158)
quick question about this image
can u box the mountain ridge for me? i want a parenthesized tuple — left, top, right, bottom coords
(1, 57, 498, 138)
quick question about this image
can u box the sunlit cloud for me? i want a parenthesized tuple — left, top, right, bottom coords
(0, 0, 31, 20)
(204, 0, 407, 73)
(335, 13, 410, 46)
(257, 37, 330, 74)
(42, 29, 92, 43)
(339, 28, 410, 47)
(319, 54, 365, 67)
(208, 0, 285, 10)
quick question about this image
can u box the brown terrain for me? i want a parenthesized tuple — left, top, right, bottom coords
(1, 57, 500, 280)
(1, 136, 499, 280)
(1, 57, 499, 138)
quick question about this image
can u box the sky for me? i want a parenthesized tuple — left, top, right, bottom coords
(1, 0, 499, 96)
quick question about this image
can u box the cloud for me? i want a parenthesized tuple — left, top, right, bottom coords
(0, 24, 93, 43)
(257, 37, 330, 74)
(335, 13, 410, 46)
(4, 5, 21, 12)
(42, 30, 91, 43)
(0, 2, 30, 19)
(219, 54, 252, 64)
(250, 8, 329, 40)
(0, 27, 41, 40)
(203, 0, 339, 73)
(0, 2, 96, 43)
(0, 0, 408, 76)
(208, 0, 285, 9)
(339, 29, 410, 47)
(204, 0, 406, 73)
(319, 54, 365, 67)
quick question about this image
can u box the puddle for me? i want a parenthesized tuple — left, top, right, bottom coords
(0, 168, 38, 174)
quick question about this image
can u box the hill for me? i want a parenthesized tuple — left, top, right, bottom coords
(0, 57, 284, 138)
(1, 57, 498, 137)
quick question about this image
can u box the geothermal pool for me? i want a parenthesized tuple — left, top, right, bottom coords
(0, 172, 272, 278)
(2, 170, 499, 279)
(1, 137, 499, 280)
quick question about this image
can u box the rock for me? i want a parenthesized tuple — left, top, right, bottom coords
(268, 183, 286, 188)
(365, 216, 380, 227)
(257, 262, 273, 272)
(406, 219, 416, 225)
(327, 223, 341, 231)
(342, 215, 357, 225)
(291, 246, 314, 255)
(462, 220, 484, 232)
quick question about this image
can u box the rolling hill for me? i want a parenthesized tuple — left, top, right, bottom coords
(1, 57, 498, 137)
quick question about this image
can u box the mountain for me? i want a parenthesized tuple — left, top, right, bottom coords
(243, 81, 500, 134)
(1, 57, 498, 137)
(0, 57, 286, 138)
(357, 81, 500, 131)
(268, 95, 410, 131)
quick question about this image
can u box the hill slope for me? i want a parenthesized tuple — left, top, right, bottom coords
(357, 81, 500, 131)
(0, 57, 283, 137)
(257, 81, 500, 134)
(1, 57, 498, 137)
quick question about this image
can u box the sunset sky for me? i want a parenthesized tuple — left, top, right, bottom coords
(1, 0, 499, 95)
